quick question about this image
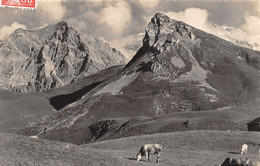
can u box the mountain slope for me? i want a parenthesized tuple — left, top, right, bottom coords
(20, 13, 260, 144)
(0, 21, 126, 92)
(0, 66, 123, 133)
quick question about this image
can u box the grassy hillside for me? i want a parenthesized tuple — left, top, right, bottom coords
(0, 89, 54, 131)
(86, 130, 260, 165)
(1, 131, 259, 165)
(38, 97, 260, 145)
(0, 66, 123, 132)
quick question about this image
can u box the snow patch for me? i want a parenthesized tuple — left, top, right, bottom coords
(66, 109, 89, 127)
(237, 56, 242, 60)
(66, 57, 74, 69)
(51, 108, 89, 128)
(98, 36, 107, 43)
(42, 52, 54, 78)
(8, 38, 26, 57)
(95, 72, 140, 95)
(171, 56, 185, 68)
(29, 135, 38, 139)
(205, 93, 219, 103)
(51, 70, 64, 86)
(217, 106, 232, 110)
(197, 81, 216, 92)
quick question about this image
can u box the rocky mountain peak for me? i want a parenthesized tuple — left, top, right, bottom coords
(144, 13, 197, 53)
(11, 28, 26, 34)
(56, 21, 69, 28)
(0, 22, 126, 92)
(151, 13, 172, 27)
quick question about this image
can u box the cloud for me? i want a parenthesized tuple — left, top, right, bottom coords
(67, 18, 87, 32)
(38, 0, 67, 22)
(109, 33, 144, 61)
(239, 15, 260, 48)
(0, 22, 26, 40)
(98, 1, 132, 37)
(164, 8, 211, 33)
(255, 0, 260, 16)
(241, 15, 260, 36)
(136, 0, 159, 9)
(163, 8, 260, 51)
(88, 0, 105, 7)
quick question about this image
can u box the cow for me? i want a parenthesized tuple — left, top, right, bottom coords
(241, 144, 248, 155)
(221, 157, 260, 166)
(221, 157, 249, 166)
(136, 144, 162, 163)
(29, 127, 47, 139)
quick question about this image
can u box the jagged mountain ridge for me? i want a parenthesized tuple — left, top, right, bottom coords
(123, 23, 260, 56)
(0, 21, 126, 92)
(26, 13, 260, 145)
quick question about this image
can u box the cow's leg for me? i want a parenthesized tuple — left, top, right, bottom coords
(136, 152, 142, 161)
(148, 153, 150, 162)
(145, 152, 149, 162)
(156, 152, 160, 163)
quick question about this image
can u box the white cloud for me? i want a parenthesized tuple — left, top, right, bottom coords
(163, 8, 260, 51)
(98, 1, 132, 37)
(0, 22, 26, 40)
(38, 0, 67, 22)
(67, 18, 87, 32)
(239, 15, 260, 49)
(164, 8, 211, 33)
(109, 33, 144, 61)
(241, 15, 260, 36)
(136, 0, 159, 9)
(256, 0, 260, 15)
(88, 0, 105, 7)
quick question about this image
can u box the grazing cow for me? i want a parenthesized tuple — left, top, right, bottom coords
(136, 144, 162, 163)
(29, 127, 47, 139)
(221, 157, 249, 166)
(241, 144, 248, 155)
(221, 157, 260, 166)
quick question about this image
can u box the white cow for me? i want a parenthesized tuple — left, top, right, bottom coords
(29, 127, 47, 139)
(240, 144, 248, 155)
(136, 144, 162, 163)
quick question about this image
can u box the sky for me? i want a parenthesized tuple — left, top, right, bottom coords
(0, 0, 260, 59)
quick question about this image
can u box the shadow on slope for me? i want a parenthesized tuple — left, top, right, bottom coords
(42, 65, 123, 110)
(49, 81, 102, 110)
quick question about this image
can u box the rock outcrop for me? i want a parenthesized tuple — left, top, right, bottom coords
(0, 21, 126, 92)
